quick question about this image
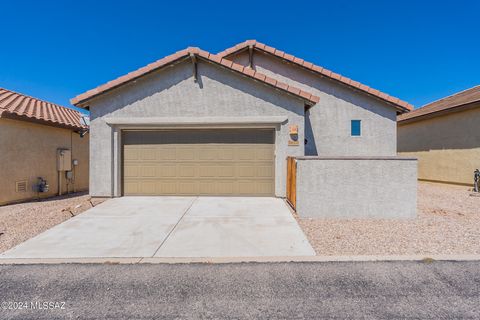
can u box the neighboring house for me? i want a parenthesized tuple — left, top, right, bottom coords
(398, 85, 480, 186)
(0, 87, 89, 205)
(71, 40, 417, 218)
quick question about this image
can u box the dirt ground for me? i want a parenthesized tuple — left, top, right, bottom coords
(0, 193, 105, 253)
(299, 181, 480, 255)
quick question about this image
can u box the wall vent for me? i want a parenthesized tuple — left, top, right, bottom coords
(15, 180, 27, 193)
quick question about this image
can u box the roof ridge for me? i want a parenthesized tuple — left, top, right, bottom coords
(398, 85, 480, 122)
(417, 84, 480, 111)
(71, 47, 320, 106)
(216, 40, 413, 112)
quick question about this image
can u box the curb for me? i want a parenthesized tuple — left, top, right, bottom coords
(0, 254, 479, 265)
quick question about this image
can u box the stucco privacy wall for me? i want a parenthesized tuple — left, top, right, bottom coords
(87, 59, 306, 197)
(294, 157, 417, 218)
(228, 51, 398, 156)
(0, 118, 89, 205)
(398, 107, 480, 185)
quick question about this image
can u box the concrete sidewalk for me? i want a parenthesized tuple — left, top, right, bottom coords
(0, 196, 315, 259)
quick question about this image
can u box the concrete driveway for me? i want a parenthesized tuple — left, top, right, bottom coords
(0, 197, 315, 259)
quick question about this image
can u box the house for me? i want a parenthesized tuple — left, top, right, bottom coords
(398, 85, 480, 186)
(71, 40, 417, 218)
(0, 87, 89, 205)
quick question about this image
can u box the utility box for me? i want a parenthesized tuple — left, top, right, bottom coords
(57, 149, 72, 171)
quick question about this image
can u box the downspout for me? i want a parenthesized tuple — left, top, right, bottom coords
(58, 172, 62, 196)
(72, 130, 76, 193)
(248, 45, 254, 69)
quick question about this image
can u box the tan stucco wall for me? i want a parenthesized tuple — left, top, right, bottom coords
(398, 107, 480, 185)
(0, 118, 89, 205)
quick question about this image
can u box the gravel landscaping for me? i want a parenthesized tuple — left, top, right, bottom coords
(1, 182, 478, 257)
(298, 181, 480, 255)
(0, 193, 105, 253)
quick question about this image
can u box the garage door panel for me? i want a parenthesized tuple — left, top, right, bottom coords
(124, 148, 139, 160)
(177, 148, 195, 160)
(139, 181, 156, 194)
(216, 181, 234, 195)
(177, 182, 198, 194)
(124, 165, 139, 178)
(218, 149, 234, 160)
(198, 166, 216, 177)
(179, 165, 196, 177)
(199, 148, 218, 160)
(158, 148, 176, 160)
(159, 165, 176, 177)
(256, 148, 275, 160)
(123, 129, 274, 196)
(159, 181, 177, 194)
(141, 166, 156, 177)
(218, 166, 235, 177)
(140, 148, 156, 160)
(237, 181, 257, 195)
(237, 166, 255, 177)
(237, 148, 256, 160)
(257, 181, 275, 194)
(257, 166, 274, 178)
(124, 182, 139, 194)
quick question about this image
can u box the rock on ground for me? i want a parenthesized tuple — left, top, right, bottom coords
(0, 193, 104, 253)
(298, 181, 480, 255)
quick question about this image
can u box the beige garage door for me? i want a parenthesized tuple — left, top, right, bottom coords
(122, 129, 275, 196)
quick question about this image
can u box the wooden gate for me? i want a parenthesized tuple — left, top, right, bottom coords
(286, 156, 297, 210)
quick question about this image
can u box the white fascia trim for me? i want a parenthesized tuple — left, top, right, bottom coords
(104, 116, 288, 127)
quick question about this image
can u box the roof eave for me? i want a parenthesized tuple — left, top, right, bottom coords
(398, 101, 480, 125)
(0, 111, 86, 131)
(71, 55, 191, 106)
(71, 49, 320, 107)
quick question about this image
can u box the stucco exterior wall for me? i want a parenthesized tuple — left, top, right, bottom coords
(295, 157, 417, 218)
(229, 51, 398, 156)
(398, 107, 480, 185)
(87, 59, 306, 197)
(0, 118, 89, 205)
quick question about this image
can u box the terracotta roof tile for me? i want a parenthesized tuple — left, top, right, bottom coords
(274, 50, 285, 58)
(0, 88, 87, 130)
(276, 81, 289, 91)
(287, 86, 301, 96)
(310, 95, 321, 104)
(321, 69, 332, 77)
(398, 85, 480, 123)
(255, 42, 266, 50)
(293, 57, 304, 65)
(209, 54, 222, 64)
(253, 72, 266, 82)
(71, 47, 320, 106)
(299, 90, 312, 100)
(330, 72, 342, 81)
(263, 45, 276, 54)
(243, 67, 255, 77)
(231, 63, 244, 73)
(302, 61, 314, 69)
(217, 40, 413, 112)
(264, 76, 277, 86)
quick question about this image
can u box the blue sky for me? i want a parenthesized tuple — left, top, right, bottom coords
(1, 0, 479, 113)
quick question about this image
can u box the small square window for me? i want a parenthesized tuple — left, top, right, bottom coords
(351, 120, 361, 136)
